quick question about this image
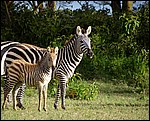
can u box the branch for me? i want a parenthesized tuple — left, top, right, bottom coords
(77, 1, 83, 7)
(4, 1, 11, 23)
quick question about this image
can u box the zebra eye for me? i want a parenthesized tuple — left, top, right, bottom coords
(80, 40, 84, 43)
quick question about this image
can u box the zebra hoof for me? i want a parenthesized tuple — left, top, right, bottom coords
(21, 106, 26, 110)
(2, 105, 5, 110)
(16, 103, 25, 110)
(38, 108, 41, 112)
(13, 108, 17, 111)
(54, 104, 58, 110)
(62, 106, 66, 110)
(43, 108, 47, 112)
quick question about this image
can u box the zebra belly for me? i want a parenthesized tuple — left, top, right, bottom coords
(55, 68, 75, 79)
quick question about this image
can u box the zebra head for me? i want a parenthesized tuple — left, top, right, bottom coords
(47, 47, 59, 68)
(76, 26, 94, 58)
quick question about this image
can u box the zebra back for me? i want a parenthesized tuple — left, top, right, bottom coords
(5, 43, 47, 70)
(7, 47, 58, 86)
(1, 41, 20, 76)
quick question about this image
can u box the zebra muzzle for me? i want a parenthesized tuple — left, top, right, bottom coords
(87, 49, 94, 58)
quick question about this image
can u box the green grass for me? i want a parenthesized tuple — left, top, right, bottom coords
(1, 80, 149, 120)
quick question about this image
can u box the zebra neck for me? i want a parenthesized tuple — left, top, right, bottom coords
(36, 58, 51, 74)
(57, 38, 83, 68)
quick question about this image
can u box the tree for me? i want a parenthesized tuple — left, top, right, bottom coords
(111, 1, 133, 15)
(111, 1, 121, 13)
(47, 1, 56, 11)
(122, 1, 133, 12)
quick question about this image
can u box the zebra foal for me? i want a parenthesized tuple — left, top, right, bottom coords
(2, 47, 58, 111)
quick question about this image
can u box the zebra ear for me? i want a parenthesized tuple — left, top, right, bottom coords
(76, 26, 82, 36)
(85, 26, 91, 36)
(47, 47, 51, 52)
(55, 47, 58, 54)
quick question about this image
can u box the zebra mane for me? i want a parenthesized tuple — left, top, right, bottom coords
(36, 47, 55, 66)
(36, 51, 49, 65)
(64, 27, 86, 47)
(64, 35, 77, 47)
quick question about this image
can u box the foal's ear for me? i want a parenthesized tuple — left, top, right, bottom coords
(55, 47, 58, 54)
(76, 26, 82, 36)
(47, 46, 51, 52)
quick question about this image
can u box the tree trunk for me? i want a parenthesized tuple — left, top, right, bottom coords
(37, 1, 44, 13)
(122, 1, 133, 12)
(4, 1, 12, 23)
(32, 1, 37, 12)
(47, 1, 56, 11)
(111, 1, 121, 14)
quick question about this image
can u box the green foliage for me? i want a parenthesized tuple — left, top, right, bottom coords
(1, 2, 149, 95)
(66, 73, 99, 100)
(1, 77, 4, 87)
(77, 7, 149, 94)
(47, 78, 58, 97)
(48, 73, 99, 100)
(25, 87, 37, 97)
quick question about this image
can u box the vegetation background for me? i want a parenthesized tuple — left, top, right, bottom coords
(1, 1, 149, 120)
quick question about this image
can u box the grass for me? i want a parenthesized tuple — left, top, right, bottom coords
(1, 79, 149, 120)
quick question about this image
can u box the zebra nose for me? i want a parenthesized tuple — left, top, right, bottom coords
(87, 49, 94, 58)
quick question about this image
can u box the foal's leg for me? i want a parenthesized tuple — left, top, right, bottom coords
(38, 82, 43, 112)
(43, 84, 48, 111)
(2, 89, 12, 110)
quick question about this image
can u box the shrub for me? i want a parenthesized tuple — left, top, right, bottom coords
(48, 73, 99, 100)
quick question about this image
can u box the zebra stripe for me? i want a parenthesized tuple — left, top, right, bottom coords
(53, 26, 94, 109)
(1, 41, 20, 105)
(3, 26, 94, 110)
(5, 44, 45, 65)
(3, 43, 48, 109)
(1, 41, 20, 76)
(2, 47, 58, 111)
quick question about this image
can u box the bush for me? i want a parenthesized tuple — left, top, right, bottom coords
(48, 73, 99, 100)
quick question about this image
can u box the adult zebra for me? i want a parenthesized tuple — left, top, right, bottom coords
(1, 41, 20, 78)
(4, 26, 94, 110)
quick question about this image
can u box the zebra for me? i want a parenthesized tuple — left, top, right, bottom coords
(4, 25, 94, 110)
(1, 41, 20, 79)
(53, 26, 94, 109)
(2, 42, 49, 109)
(2, 47, 58, 111)
(1, 41, 20, 103)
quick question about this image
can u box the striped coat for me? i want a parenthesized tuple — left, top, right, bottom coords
(2, 47, 58, 111)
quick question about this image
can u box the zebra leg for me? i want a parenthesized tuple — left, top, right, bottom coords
(43, 84, 48, 111)
(2, 88, 12, 110)
(38, 82, 43, 112)
(7, 90, 12, 103)
(54, 84, 61, 109)
(60, 81, 67, 110)
(12, 84, 21, 111)
(2, 75, 12, 106)
(16, 84, 26, 110)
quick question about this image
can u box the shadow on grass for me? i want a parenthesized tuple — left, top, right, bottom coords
(74, 101, 149, 110)
(99, 103, 149, 107)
